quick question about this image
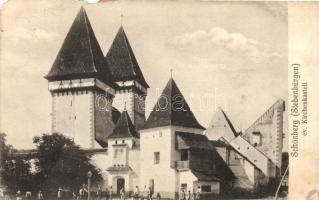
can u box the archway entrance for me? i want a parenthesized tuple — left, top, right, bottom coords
(116, 178, 125, 194)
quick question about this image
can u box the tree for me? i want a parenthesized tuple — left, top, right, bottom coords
(0, 133, 32, 193)
(33, 133, 102, 194)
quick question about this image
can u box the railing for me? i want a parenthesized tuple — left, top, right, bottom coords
(176, 160, 190, 171)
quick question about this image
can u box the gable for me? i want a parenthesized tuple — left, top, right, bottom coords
(205, 108, 238, 142)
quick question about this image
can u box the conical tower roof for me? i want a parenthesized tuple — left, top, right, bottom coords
(45, 7, 117, 88)
(109, 110, 139, 139)
(105, 26, 149, 88)
(205, 107, 238, 141)
(143, 78, 204, 130)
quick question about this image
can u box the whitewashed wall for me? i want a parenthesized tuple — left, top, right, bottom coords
(52, 91, 99, 148)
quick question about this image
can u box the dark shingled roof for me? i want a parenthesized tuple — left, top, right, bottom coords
(45, 7, 117, 89)
(105, 26, 149, 88)
(109, 110, 139, 139)
(143, 78, 205, 130)
(176, 131, 213, 150)
(210, 139, 231, 148)
(112, 107, 121, 124)
(191, 171, 219, 181)
(189, 148, 235, 182)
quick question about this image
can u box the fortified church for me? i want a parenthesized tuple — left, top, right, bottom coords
(44, 7, 286, 199)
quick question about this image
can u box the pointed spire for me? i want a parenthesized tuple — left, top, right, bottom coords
(143, 78, 205, 130)
(45, 7, 117, 88)
(205, 107, 238, 141)
(105, 26, 149, 88)
(109, 111, 139, 139)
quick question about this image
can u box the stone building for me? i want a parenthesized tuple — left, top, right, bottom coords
(44, 7, 285, 199)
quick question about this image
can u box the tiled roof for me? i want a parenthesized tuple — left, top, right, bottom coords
(108, 111, 139, 139)
(176, 131, 213, 150)
(191, 170, 219, 181)
(210, 139, 231, 148)
(105, 26, 149, 88)
(189, 148, 235, 182)
(112, 107, 121, 124)
(45, 7, 117, 89)
(143, 78, 205, 130)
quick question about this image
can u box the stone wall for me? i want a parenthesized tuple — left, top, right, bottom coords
(242, 99, 285, 172)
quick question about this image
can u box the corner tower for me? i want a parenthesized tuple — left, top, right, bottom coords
(105, 26, 149, 130)
(45, 7, 117, 148)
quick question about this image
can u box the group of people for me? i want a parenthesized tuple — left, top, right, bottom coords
(15, 190, 44, 200)
(179, 187, 201, 200)
(10, 184, 168, 200)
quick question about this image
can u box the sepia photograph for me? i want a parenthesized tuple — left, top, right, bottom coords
(0, 1, 294, 199)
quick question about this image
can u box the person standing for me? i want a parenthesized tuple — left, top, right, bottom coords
(156, 192, 161, 200)
(195, 187, 200, 200)
(37, 190, 44, 200)
(108, 186, 113, 200)
(96, 185, 102, 200)
(72, 191, 77, 200)
(147, 187, 152, 200)
(16, 190, 22, 200)
(133, 186, 139, 200)
(79, 185, 85, 200)
(187, 190, 192, 200)
(191, 191, 196, 200)
(58, 187, 63, 200)
(120, 188, 125, 200)
(25, 191, 32, 200)
(180, 189, 186, 200)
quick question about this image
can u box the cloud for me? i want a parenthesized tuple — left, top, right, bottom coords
(170, 27, 280, 59)
(11, 27, 59, 42)
(33, 28, 60, 42)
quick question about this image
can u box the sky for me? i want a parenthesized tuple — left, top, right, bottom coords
(0, 0, 288, 149)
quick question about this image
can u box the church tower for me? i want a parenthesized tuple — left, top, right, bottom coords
(45, 7, 117, 148)
(105, 27, 149, 130)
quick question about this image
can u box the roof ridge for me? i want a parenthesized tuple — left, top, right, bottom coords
(82, 8, 97, 73)
(105, 26, 149, 88)
(220, 109, 238, 136)
(109, 110, 139, 139)
(124, 111, 132, 137)
(143, 78, 204, 130)
(244, 99, 284, 134)
(121, 29, 137, 77)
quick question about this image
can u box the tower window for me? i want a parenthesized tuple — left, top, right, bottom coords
(115, 140, 118, 144)
(122, 140, 125, 144)
(154, 152, 160, 164)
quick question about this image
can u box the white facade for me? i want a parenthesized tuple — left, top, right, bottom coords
(49, 78, 114, 149)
